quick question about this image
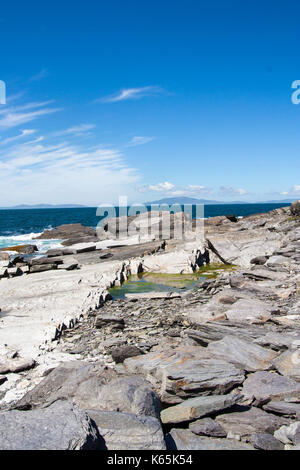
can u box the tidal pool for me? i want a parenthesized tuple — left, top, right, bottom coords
(109, 264, 234, 299)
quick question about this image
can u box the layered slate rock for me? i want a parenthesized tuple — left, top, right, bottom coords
(16, 361, 160, 417)
(249, 433, 284, 451)
(263, 401, 300, 418)
(93, 376, 161, 418)
(0, 400, 101, 450)
(166, 429, 255, 450)
(215, 406, 289, 439)
(224, 299, 274, 324)
(273, 350, 300, 382)
(254, 331, 300, 352)
(206, 336, 278, 372)
(16, 361, 116, 409)
(87, 410, 166, 450)
(161, 393, 241, 424)
(189, 417, 226, 437)
(242, 371, 300, 403)
(35, 223, 97, 240)
(124, 346, 245, 404)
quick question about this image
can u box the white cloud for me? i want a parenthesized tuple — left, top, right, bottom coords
(98, 86, 165, 103)
(0, 133, 140, 205)
(219, 186, 247, 196)
(138, 182, 214, 198)
(0, 129, 36, 146)
(126, 136, 155, 147)
(55, 124, 96, 137)
(0, 100, 60, 129)
(148, 181, 175, 192)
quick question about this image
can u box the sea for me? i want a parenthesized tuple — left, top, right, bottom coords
(0, 203, 290, 253)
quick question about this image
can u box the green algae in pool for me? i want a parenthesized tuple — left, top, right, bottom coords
(110, 272, 207, 299)
(109, 264, 236, 299)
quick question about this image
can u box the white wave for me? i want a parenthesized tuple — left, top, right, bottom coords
(0, 230, 63, 254)
(0, 232, 43, 241)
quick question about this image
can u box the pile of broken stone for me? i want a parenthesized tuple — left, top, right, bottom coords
(1, 202, 300, 450)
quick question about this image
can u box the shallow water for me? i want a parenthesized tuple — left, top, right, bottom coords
(109, 272, 207, 299)
(109, 264, 235, 299)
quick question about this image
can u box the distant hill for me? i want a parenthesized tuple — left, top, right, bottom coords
(0, 204, 89, 210)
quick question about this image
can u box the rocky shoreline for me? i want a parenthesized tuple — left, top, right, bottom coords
(1, 203, 300, 449)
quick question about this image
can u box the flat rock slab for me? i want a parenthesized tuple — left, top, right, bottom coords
(207, 335, 278, 372)
(16, 361, 160, 418)
(189, 417, 226, 437)
(87, 410, 166, 450)
(263, 401, 300, 418)
(273, 350, 300, 382)
(166, 428, 255, 450)
(124, 346, 245, 403)
(161, 393, 241, 424)
(0, 400, 101, 450)
(224, 299, 274, 324)
(242, 371, 300, 402)
(254, 331, 300, 351)
(215, 406, 289, 438)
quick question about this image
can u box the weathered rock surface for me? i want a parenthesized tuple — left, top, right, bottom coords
(111, 345, 143, 363)
(35, 223, 97, 241)
(290, 200, 300, 216)
(124, 347, 245, 403)
(273, 350, 300, 381)
(263, 401, 300, 418)
(242, 371, 300, 403)
(206, 336, 278, 372)
(215, 406, 288, 439)
(0, 400, 101, 450)
(0, 358, 35, 375)
(224, 299, 274, 324)
(189, 417, 226, 437)
(16, 361, 160, 417)
(161, 393, 241, 424)
(249, 433, 284, 450)
(166, 428, 255, 450)
(87, 410, 166, 450)
(275, 421, 300, 446)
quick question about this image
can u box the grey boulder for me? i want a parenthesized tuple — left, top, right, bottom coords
(189, 417, 226, 437)
(16, 361, 160, 417)
(249, 433, 284, 450)
(0, 400, 101, 450)
(87, 410, 166, 450)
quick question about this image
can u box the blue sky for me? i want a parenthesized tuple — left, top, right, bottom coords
(0, 0, 300, 205)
